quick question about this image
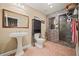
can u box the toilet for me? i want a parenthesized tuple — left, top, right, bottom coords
(34, 33, 45, 48)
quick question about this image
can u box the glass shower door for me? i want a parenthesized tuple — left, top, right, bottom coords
(59, 14, 72, 43)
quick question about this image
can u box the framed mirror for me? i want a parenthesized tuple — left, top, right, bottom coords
(2, 9, 29, 28)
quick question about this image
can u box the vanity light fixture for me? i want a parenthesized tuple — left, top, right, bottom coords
(13, 3, 25, 9)
(48, 3, 52, 5)
(50, 5, 53, 8)
(48, 3, 53, 8)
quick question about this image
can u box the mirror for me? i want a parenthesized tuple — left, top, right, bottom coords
(2, 9, 29, 28)
(49, 17, 55, 29)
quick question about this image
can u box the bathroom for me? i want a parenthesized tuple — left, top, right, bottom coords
(0, 3, 46, 56)
(0, 3, 79, 56)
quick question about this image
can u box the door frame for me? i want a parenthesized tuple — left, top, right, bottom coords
(32, 19, 41, 45)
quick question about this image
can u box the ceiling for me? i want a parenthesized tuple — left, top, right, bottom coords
(26, 3, 67, 15)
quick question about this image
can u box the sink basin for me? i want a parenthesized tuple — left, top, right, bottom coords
(9, 32, 28, 56)
(9, 32, 27, 37)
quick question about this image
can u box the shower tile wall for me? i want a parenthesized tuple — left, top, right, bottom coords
(48, 29, 59, 42)
(47, 17, 59, 42)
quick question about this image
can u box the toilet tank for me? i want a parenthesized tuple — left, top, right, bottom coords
(34, 33, 40, 39)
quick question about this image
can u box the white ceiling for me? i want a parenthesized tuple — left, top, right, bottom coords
(26, 3, 67, 15)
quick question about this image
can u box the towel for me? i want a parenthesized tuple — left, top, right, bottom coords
(71, 18, 78, 44)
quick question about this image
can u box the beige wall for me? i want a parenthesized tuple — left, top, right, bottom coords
(0, 3, 46, 54)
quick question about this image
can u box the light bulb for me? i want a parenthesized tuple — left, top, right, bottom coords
(13, 3, 24, 9)
(50, 5, 53, 8)
(48, 3, 52, 5)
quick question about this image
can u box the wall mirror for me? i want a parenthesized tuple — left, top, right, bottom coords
(2, 9, 29, 28)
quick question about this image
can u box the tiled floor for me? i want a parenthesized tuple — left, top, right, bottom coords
(23, 41, 76, 56)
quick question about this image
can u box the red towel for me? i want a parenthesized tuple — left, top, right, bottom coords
(71, 19, 78, 44)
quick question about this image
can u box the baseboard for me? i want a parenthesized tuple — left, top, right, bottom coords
(0, 44, 32, 56)
(23, 44, 32, 49)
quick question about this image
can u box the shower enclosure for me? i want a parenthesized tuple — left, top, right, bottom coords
(59, 13, 77, 48)
(59, 14, 72, 43)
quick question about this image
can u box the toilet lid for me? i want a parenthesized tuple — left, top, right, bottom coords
(34, 33, 40, 38)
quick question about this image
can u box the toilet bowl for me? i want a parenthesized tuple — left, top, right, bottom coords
(34, 33, 45, 48)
